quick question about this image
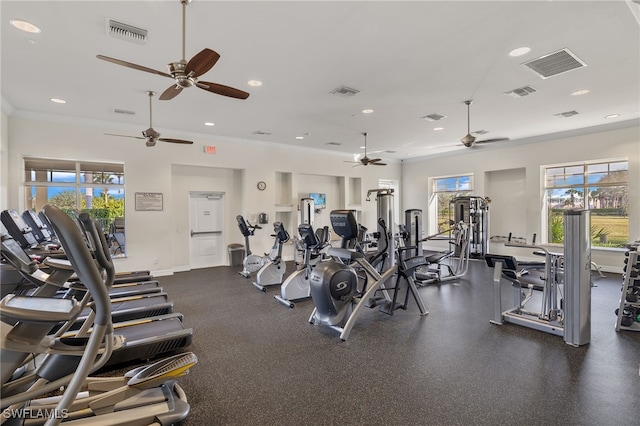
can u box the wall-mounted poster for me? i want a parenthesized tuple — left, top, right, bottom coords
(135, 192, 163, 211)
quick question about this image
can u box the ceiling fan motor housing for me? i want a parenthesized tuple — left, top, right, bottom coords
(168, 61, 196, 88)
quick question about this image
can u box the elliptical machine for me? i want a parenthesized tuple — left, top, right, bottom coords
(253, 222, 290, 291)
(308, 210, 428, 341)
(274, 224, 329, 308)
(236, 215, 266, 278)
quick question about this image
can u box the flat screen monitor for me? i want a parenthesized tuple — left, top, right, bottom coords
(309, 193, 326, 209)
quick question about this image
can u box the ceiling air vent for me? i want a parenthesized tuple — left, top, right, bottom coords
(330, 85, 360, 97)
(106, 19, 148, 44)
(113, 108, 135, 116)
(523, 48, 586, 79)
(554, 110, 579, 118)
(326, 141, 342, 146)
(505, 85, 538, 98)
(473, 130, 489, 135)
(421, 113, 447, 121)
(253, 130, 272, 136)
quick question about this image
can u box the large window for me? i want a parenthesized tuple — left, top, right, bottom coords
(544, 160, 628, 248)
(430, 175, 473, 233)
(24, 158, 126, 256)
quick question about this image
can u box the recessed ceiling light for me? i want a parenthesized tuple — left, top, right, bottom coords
(509, 47, 531, 57)
(204, 122, 215, 126)
(360, 146, 366, 149)
(571, 89, 590, 96)
(247, 80, 262, 87)
(604, 114, 620, 119)
(433, 127, 444, 131)
(10, 19, 41, 33)
(407, 153, 414, 156)
(50, 98, 66, 104)
(296, 136, 304, 140)
(362, 109, 374, 114)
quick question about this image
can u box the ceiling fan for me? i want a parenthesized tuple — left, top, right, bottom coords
(346, 133, 387, 167)
(460, 100, 509, 147)
(105, 91, 194, 147)
(96, 0, 249, 101)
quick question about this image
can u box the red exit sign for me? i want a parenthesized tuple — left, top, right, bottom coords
(204, 145, 216, 154)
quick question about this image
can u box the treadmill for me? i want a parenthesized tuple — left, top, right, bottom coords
(61, 211, 192, 368)
(1, 223, 174, 336)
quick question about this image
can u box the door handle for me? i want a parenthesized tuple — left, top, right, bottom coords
(190, 230, 222, 237)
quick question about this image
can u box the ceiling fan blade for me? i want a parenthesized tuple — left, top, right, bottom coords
(159, 85, 183, 100)
(185, 48, 221, 78)
(196, 81, 250, 99)
(370, 162, 387, 166)
(104, 133, 144, 140)
(368, 158, 382, 163)
(96, 55, 172, 78)
(476, 137, 510, 144)
(158, 138, 194, 145)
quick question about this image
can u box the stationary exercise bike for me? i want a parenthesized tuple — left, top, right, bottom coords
(274, 224, 329, 308)
(253, 222, 290, 291)
(236, 215, 268, 278)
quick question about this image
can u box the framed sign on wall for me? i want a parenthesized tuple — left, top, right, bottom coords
(135, 192, 163, 211)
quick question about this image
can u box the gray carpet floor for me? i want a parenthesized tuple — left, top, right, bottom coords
(113, 259, 639, 425)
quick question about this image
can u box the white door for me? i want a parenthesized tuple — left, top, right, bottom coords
(189, 192, 224, 269)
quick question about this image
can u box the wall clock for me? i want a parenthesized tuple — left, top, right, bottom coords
(257, 181, 266, 191)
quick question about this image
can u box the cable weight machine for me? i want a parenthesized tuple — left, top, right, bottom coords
(450, 196, 490, 259)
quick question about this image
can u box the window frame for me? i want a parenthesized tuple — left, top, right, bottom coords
(429, 174, 474, 235)
(542, 158, 628, 248)
(23, 157, 126, 255)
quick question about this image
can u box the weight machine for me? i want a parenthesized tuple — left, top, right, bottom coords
(450, 196, 490, 259)
(487, 209, 591, 346)
(403, 209, 471, 285)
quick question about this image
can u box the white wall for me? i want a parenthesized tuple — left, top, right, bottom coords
(401, 124, 640, 272)
(1, 112, 8, 211)
(5, 115, 638, 273)
(4, 115, 400, 274)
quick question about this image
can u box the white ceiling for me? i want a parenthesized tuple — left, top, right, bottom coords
(2, 0, 639, 161)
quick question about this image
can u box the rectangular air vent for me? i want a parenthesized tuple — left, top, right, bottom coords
(523, 48, 586, 79)
(330, 85, 360, 97)
(473, 130, 489, 135)
(113, 108, 135, 116)
(554, 110, 579, 118)
(106, 19, 148, 44)
(505, 85, 538, 98)
(421, 113, 447, 121)
(326, 141, 342, 146)
(252, 130, 272, 136)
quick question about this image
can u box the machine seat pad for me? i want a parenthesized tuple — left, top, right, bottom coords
(423, 250, 452, 264)
(502, 268, 545, 290)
